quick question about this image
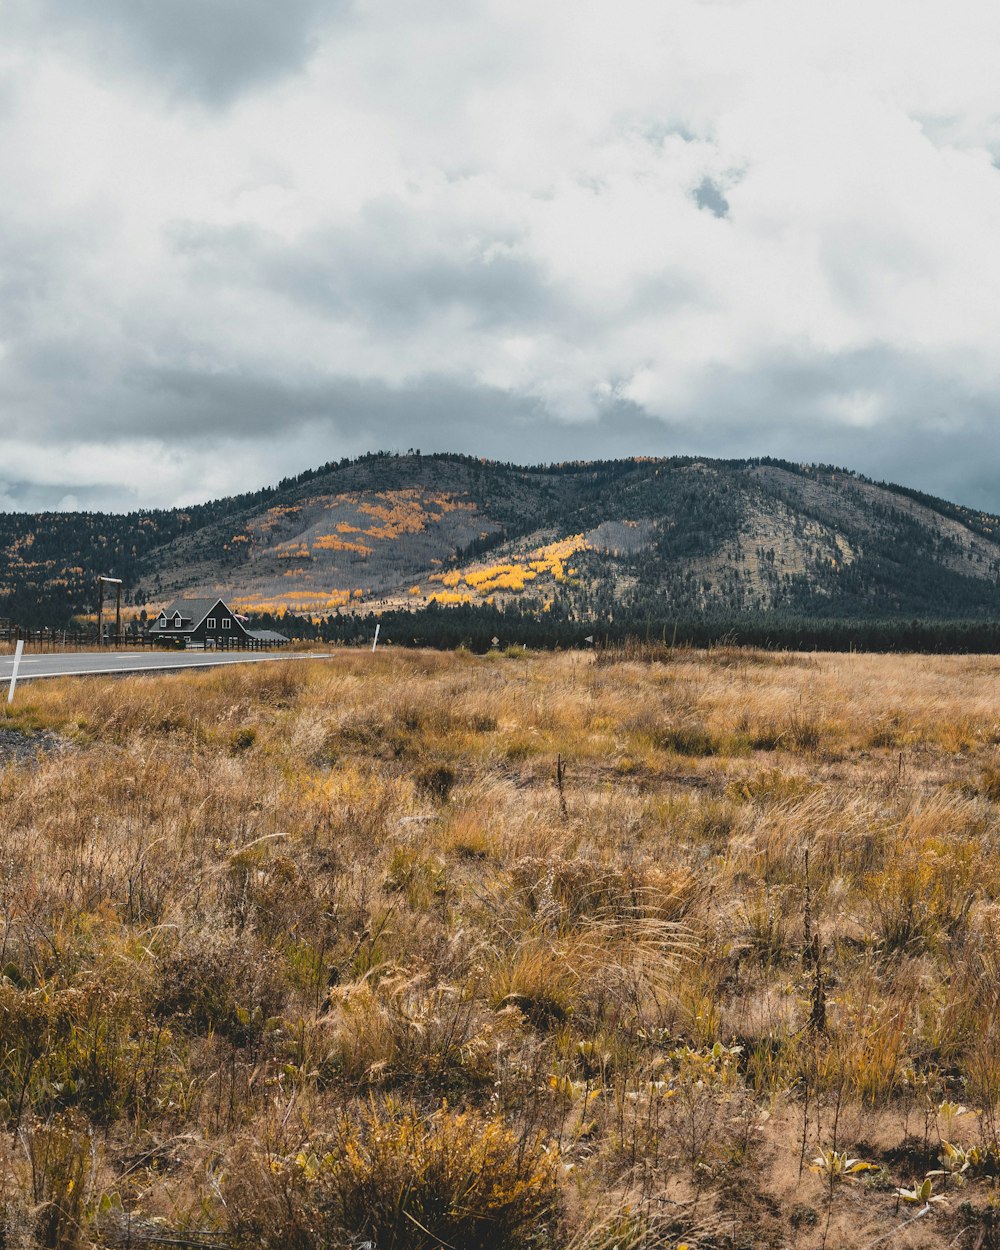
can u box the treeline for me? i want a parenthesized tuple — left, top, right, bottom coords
(250, 603, 1000, 654)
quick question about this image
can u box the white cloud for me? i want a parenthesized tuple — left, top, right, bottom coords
(3, 0, 1000, 509)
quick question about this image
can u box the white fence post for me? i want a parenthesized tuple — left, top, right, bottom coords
(372, 623, 381, 653)
(7, 639, 24, 704)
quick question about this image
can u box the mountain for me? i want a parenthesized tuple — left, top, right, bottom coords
(3, 452, 1000, 631)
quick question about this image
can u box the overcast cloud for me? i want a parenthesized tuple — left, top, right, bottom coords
(3, 0, 1000, 512)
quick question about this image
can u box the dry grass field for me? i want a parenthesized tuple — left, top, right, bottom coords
(2, 644, 1000, 1249)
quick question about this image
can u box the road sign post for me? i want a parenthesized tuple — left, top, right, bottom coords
(7, 639, 24, 704)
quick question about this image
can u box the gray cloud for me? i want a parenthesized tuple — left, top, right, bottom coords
(167, 207, 558, 331)
(0, 481, 117, 513)
(112, 368, 551, 444)
(11, 0, 340, 106)
(0, 216, 97, 341)
(653, 346, 1000, 511)
(6, 350, 1000, 515)
(4, 1, 1000, 519)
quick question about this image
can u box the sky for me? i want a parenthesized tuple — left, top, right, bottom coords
(3, 0, 1000, 513)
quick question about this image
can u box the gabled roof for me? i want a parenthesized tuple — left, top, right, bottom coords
(247, 629, 290, 643)
(162, 597, 219, 620)
(148, 597, 234, 632)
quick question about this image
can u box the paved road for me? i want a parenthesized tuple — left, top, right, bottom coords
(1, 649, 331, 684)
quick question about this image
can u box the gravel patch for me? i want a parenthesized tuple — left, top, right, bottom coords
(0, 727, 62, 767)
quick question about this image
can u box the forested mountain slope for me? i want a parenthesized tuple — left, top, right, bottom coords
(3, 452, 1000, 628)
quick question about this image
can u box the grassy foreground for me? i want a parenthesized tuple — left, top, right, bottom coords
(2, 645, 1000, 1249)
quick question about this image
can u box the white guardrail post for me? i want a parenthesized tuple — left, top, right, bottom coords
(7, 639, 24, 704)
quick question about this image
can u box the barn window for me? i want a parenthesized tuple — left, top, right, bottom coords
(222, 619, 231, 630)
(207, 618, 216, 630)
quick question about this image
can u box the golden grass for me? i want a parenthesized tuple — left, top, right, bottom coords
(1, 646, 1000, 1246)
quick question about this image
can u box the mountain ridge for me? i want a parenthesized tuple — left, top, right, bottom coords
(3, 452, 1000, 629)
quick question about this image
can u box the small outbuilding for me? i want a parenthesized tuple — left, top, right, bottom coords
(145, 598, 289, 648)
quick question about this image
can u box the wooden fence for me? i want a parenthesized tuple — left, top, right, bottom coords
(0, 626, 283, 653)
(1, 627, 107, 651)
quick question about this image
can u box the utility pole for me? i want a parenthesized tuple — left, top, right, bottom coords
(96, 576, 123, 646)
